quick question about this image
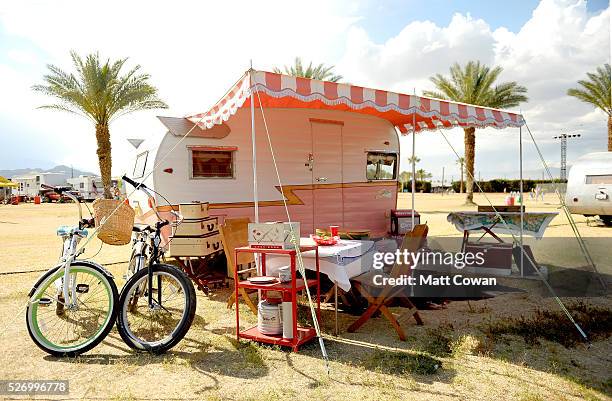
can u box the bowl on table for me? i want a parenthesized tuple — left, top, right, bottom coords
(310, 234, 340, 246)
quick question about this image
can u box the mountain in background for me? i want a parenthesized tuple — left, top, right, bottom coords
(0, 165, 96, 179)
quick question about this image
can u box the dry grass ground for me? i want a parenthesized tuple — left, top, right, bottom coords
(0, 193, 610, 401)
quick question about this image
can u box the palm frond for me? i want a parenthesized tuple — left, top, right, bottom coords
(567, 63, 612, 116)
(274, 57, 342, 82)
(425, 60, 527, 111)
(33, 51, 168, 125)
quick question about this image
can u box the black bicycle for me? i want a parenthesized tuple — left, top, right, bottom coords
(116, 176, 196, 354)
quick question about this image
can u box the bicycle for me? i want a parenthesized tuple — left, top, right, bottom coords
(26, 185, 119, 357)
(116, 176, 196, 354)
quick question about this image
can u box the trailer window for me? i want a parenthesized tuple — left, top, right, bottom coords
(191, 149, 234, 178)
(133, 151, 148, 178)
(585, 175, 612, 185)
(366, 152, 397, 180)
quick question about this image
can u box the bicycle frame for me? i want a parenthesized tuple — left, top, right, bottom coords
(124, 178, 182, 309)
(56, 190, 87, 309)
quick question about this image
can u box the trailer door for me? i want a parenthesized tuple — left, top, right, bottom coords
(310, 120, 343, 231)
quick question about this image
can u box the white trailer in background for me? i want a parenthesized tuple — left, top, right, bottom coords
(566, 152, 612, 226)
(12, 172, 70, 197)
(67, 175, 102, 201)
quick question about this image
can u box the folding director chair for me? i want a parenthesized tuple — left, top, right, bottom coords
(347, 224, 428, 340)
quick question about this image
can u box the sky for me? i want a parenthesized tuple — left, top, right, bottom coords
(0, 0, 610, 182)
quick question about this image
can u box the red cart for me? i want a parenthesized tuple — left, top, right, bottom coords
(234, 245, 320, 352)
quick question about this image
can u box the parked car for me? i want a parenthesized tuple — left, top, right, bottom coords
(41, 187, 84, 203)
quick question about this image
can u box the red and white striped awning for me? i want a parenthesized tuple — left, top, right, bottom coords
(187, 70, 524, 134)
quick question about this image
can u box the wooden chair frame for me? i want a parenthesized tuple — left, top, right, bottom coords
(347, 224, 428, 340)
(219, 217, 258, 315)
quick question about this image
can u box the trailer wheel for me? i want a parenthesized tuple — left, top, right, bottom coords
(600, 216, 612, 226)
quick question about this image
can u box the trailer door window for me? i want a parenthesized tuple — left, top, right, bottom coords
(190, 148, 235, 179)
(133, 151, 148, 178)
(366, 152, 397, 180)
(585, 174, 612, 185)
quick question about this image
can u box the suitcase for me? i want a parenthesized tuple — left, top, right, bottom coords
(173, 216, 218, 237)
(178, 202, 209, 220)
(168, 232, 223, 257)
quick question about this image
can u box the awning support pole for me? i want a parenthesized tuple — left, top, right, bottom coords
(411, 89, 417, 229)
(250, 67, 259, 223)
(519, 124, 524, 277)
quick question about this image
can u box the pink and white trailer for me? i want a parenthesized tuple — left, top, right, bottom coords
(129, 70, 523, 236)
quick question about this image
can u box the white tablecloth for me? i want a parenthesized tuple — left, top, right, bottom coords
(264, 239, 376, 291)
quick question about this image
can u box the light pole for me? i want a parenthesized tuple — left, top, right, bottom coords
(552, 133, 581, 181)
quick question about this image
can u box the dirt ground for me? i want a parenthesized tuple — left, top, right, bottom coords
(0, 193, 610, 401)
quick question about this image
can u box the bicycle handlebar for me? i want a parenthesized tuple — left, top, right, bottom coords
(122, 175, 149, 190)
(122, 175, 163, 223)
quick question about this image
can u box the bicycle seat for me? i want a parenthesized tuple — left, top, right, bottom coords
(56, 225, 88, 238)
(132, 224, 152, 233)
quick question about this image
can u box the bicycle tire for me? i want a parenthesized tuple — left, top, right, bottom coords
(116, 263, 196, 354)
(26, 261, 118, 357)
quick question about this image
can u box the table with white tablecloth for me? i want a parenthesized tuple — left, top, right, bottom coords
(264, 239, 375, 291)
(264, 238, 396, 335)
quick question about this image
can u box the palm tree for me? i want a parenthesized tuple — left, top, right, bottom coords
(456, 157, 465, 193)
(33, 51, 168, 198)
(407, 156, 421, 165)
(567, 64, 611, 151)
(274, 57, 342, 82)
(416, 169, 431, 182)
(423, 61, 527, 204)
(398, 171, 412, 190)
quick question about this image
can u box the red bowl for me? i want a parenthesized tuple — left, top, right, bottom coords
(311, 235, 339, 246)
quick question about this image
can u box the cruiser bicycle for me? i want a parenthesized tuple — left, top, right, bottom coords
(26, 185, 119, 357)
(116, 176, 196, 354)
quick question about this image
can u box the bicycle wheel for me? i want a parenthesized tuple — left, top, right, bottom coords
(26, 262, 118, 357)
(116, 264, 196, 354)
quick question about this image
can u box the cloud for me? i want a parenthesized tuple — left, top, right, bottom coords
(0, 0, 609, 181)
(336, 0, 610, 179)
(0, 0, 357, 173)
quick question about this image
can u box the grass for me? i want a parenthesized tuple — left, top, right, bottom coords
(422, 324, 454, 356)
(363, 349, 442, 375)
(1, 198, 611, 400)
(483, 301, 612, 347)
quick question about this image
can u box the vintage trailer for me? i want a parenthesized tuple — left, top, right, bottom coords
(12, 172, 69, 197)
(566, 152, 612, 225)
(129, 70, 523, 236)
(67, 175, 103, 201)
(130, 107, 399, 235)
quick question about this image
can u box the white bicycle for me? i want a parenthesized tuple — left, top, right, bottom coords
(26, 185, 119, 357)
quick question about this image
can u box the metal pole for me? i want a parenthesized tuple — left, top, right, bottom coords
(411, 90, 417, 229)
(519, 125, 524, 277)
(441, 166, 445, 195)
(250, 68, 259, 223)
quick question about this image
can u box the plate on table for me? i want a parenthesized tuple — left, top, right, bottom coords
(247, 276, 278, 284)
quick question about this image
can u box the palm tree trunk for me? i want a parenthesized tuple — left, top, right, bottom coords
(95, 124, 113, 199)
(608, 115, 612, 152)
(464, 127, 476, 204)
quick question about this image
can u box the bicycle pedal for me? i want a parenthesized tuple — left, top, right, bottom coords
(76, 284, 89, 293)
(38, 298, 53, 307)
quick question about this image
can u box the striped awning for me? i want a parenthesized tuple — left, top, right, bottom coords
(187, 70, 524, 134)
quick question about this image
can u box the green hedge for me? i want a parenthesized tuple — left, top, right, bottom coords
(451, 179, 565, 193)
(400, 180, 432, 193)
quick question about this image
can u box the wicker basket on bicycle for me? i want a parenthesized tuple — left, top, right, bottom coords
(93, 198, 135, 245)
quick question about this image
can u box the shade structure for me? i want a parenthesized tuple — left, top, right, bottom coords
(0, 176, 17, 188)
(187, 70, 524, 133)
